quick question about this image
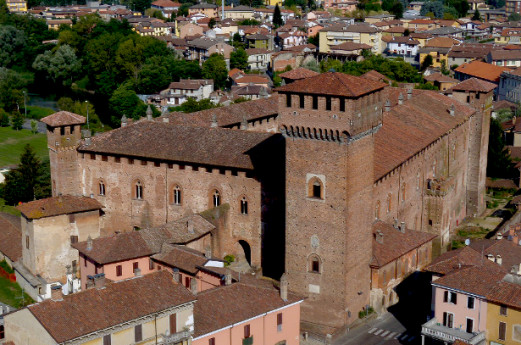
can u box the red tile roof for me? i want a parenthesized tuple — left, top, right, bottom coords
(276, 72, 387, 97)
(331, 41, 372, 51)
(193, 282, 303, 337)
(371, 221, 436, 268)
(28, 271, 196, 343)
(41, 111, 86, 127)
(455, 61, 510, 83)
(450, 77, 497, 92)
(424, 72, 458, 83)
(361, 70, 391, 83)
(17, 195, 103, 220)
(152, 244, 209, 274)
(279, 67, 319, 80)
(432, 264, 505, 297)
(425, 246, 499, 275)
(0, 213, 22, 261)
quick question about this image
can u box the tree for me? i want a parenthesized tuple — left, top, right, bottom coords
(169, 98, 219, 113)
(109, 82, 147, 121)
(273, 4, 283, 28)
(472, 8, 481, 20)
(0, 109, 8, 127)
(0, 144, 51, 204)
(308, 34, 319, 46)
(420, 0, 444, 18)
(508, 12, 521, 21)
(487, 118, 516, 178)
(30, 120, 38, 134)
(230, 48, 249, 70)
(320, 59, 343, 72)
(11, 110, 24, 130)
(202, 53, 228, 89)
(0, 26, 26, 68)
(421, 54, 433, 71)
(32, 44, 81, 86)
(209, 17, 216, 29)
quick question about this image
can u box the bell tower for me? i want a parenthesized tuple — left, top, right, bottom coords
(41, 111, 85, 197)
(277, 72, 387, 329)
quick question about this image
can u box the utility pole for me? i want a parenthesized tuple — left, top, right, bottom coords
(85, 100, 90, 130)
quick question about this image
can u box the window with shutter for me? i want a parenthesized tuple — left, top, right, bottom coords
(209, 338, 215, 345)
(277, 313, 282, 332)
(103, 334, 111, 345)
(170, 314, 177, 334)
(499, 321, 507, 340)
(70, 235, 78, 244)
(135, 324, 142, 342)
(116, 265, 122, 277)
(244, 324, 250, 338)
(443, 291, 448, 302)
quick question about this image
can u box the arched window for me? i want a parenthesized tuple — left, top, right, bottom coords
(240, 197, 248, 215)
(375, 201, 381, 219)
(307, 177, 324, 200)
(309, 254, 321, 273)
(212, 190, 221, 207)
(99, 180, 106, 196)
(134, 180, 143, 200)
(173, 185, 182, 205)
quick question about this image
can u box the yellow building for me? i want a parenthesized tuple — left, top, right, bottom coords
(224, 5, 254, 19)
(46, 19, 73, 30)
(4, 271, 196, 345)
(318, 23, 382, 54)
(6, 0, 27, 12)
(487, 279, 521, 345)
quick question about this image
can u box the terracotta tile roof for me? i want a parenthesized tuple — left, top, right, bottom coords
(331, 41, 372, 51)
(449, 77, 497, 92)
(40, 111, 86, 127)
(425, 36, 461, 48)
(432, 264, 505, 297)
(383, 26, 407, 33)
(163, 97, 278, 128)
(245, 48, 272, 55)
(284, 43, 317, 52)
(0, 213, 22, 262)
(361, 70, 391, 83)
(455, 61, 510, 83)
(276, 72, 387, 97)
(489, 49, 521, 61)
(17, 195, 103, 220)
(374, 89, 475, 180)
(235, 74, 269, 84)
(487, 279, 521, 309)
(388, 36, 420, 45)
(151, 0, 181, 7)
(424, 72, 458, 83)
(486, 178, 518, 189)
(73, 214, 215, 264)
(425, 246, 497, 275)
(78, 121, 275, 170)
(279, 67, 319, 80)
(193, 282, 303, 337)
(370, 221, 436, 268)
(152, 244, 209, 274)
(469, 239, 521, 272)
(509, 146, 521, 160)
(28, 271, 196, 343)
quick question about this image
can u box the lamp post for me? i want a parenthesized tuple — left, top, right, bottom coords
(85, 100, 90, 130)
(23, 91, 27, 118)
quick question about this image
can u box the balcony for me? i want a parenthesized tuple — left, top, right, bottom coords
(160, 330, 192, 345)
(425, 176, 455, 197)
(421, 318, 486, 345)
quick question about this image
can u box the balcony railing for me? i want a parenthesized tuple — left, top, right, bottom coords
(421, 318, 486, 345)
(159, 330, 192, 345)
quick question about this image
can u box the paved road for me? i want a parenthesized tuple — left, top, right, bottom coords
(334, 312, 420, 345)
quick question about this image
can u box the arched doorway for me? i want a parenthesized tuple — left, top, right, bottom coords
(238, 240, 251, 266)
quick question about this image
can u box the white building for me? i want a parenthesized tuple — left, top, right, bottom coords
(161, 79, 214, 106)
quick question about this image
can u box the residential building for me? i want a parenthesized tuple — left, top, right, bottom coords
(0, 213, 21, 268)
(407, 19, 436, 30)
(186, 37, 233, 63)
(496, 28, 521, 45)
(160, 79, 214, 106)
(233, 74, 270, 88)
(424, 73, 459, 91)
(3, 271, 196, 345)
(384, 36, 420, 58)
(455, 60, 510, 85)
(277, 30, 307, 50)
(246, 48, 273, 70)
(46, 19, 72, 30)
(5, 0, 26, 12)
(506, 0, 521, 15)
(419, 37, 461, 69)
(15, 194, 103, 301)
(232, 84, 270, 101)
(246, 34, 274, 50)
(188, 3, 218, 18)
(151, 0, 181, 17)
(487, 49, 521, 67)
(279, 67, 319, 84)
(448, 44, 499, 66)
(177, 22, 204, 39)
(329, 41, 372, 56)
(224, 5, 254, 20)
(318, 23, 382, 54)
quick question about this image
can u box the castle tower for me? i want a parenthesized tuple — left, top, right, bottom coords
(449, 78, 496, 217)
(277, 72, 387, 330)
(41, 111, 85, 197)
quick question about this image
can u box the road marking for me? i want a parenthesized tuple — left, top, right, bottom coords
(407, 336, 416, 343)
(368, 328, 377, 334)
(374, 329, 384, 336)
(380, 331, 390, 337)
(400, 334, 409, 341)
(386, 332, 398, 340)
(393, 333, 401, 339)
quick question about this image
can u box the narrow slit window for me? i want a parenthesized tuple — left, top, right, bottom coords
(240, 197, 248, 215)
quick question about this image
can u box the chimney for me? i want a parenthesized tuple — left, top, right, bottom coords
(224, 269, 232, 286)
(449, 104, 455, 116)
(240, 116, 248, 130)
(86, 275, 95, 289)
(187, 219, 194, 234)
(85, 137, 91, 146)
(205, 247, 212, 259)
(407, 88, 412, 100)
(384, 99, 391, 112)
(121, 115, 128, 127)
(87, 235, 93, 251)
(487, 254, 495, 261)
(376, 230, 384, 244)
(398, 93, 404, 105)
(497, 233, 503, 240)
(51, 285, 63, 301)
(211, 114, 218, 128)
(173, 268, 180, 283)
(134, 268, 142, 277)
(146, 105, 153, 121)
(163, 117, 169, 123)
(280, 273, 288, 302)
(393, 218, 399, 229)
(190, 277, 198, 295)
(497, 255, 503, 266)
(399, 221, 406, 233)
(94, 273, 106, 289)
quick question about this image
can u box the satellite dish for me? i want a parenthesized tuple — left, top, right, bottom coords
(465, 239, 470, 246)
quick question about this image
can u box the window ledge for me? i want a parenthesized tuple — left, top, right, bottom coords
(306, 197, 325, 203)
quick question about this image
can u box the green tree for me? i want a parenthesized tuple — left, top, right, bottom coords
(420, 0, 444, 18)
(30, 120, 37, 134)
(202, 53, 228, 89)
(508, 12, 521, 21)
(273, 4, 283, 28)
(421, 54, 433, 71)
(0, 25, 26, 68)
(472, 8, 481, 20)
(0, 144, 51, 204)
(109, 82, 147, 121)
(32, 44, 81, 86)
(307, 34, 319, 46)
(238, 19, 261, 25)
(169, 98, 219, 113)
(209, 17, 216, 29)
(320, 59, 343, 72)
(230, 48, 249, 70)
(11, 110, 24, 130)
(0, 109, 9, 127)
(487, 118, 516, 178)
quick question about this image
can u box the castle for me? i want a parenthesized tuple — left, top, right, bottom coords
(42, 72, 494, 332)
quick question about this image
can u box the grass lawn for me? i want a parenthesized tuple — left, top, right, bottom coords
(0, 127, 48, 168)
(0, 275, 34, 308)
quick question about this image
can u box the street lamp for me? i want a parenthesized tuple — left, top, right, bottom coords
(23, 91, 27, 118)
(85, 100, 90, 130)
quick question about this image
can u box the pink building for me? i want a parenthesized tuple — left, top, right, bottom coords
(192, 275, 304, 345)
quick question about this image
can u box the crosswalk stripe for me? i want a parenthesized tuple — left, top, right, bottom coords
(374, 329, 384, 336)
(368, 328, 377, 334)
(407, 336, 416, 343)
(393, 333, 401, 339)
(400, 334, 409, 341)
(386, 332, 398, 340)
(380, 331, 390, 337)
